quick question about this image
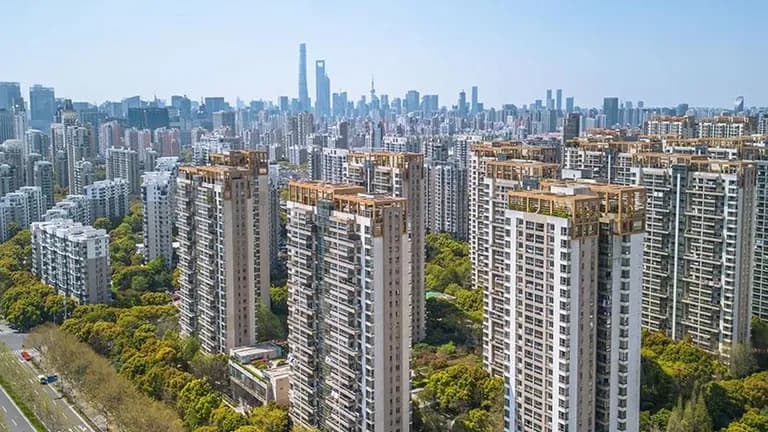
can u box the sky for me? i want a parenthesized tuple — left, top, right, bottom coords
(3, 0, 766, 108)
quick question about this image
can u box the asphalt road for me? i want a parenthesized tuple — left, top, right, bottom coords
(0, 382, 36, 432)
(0, 322, 94, 432)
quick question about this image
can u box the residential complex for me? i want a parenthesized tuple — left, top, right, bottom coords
(31, 219, 111, 304)
(85, 178, 130, 222)
(286, 181, 410, 432)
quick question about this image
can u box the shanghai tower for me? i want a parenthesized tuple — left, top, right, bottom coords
(298, 43, 309, 112)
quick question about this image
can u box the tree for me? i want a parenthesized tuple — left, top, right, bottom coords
(270, 285, 288, 316)
(256, 302, 286, 340)
(94, 217, 112, 231)
(424, 360, 489, 415)
(190, 353, 230, 394)
(209, 404, 248, 432)
(731, 342, 758, 379)
(455, 409, 494, 432)
(177, 379, 221, 429)
(248, 402, 289, 432)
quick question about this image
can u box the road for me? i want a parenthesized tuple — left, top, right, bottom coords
(0, 381, 36, 431)
(0, 322, 94, 432)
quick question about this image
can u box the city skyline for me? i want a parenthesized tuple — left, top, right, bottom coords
(5, 0, 765, 108)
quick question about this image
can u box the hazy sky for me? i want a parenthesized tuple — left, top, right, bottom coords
(4, 0, 765, 108)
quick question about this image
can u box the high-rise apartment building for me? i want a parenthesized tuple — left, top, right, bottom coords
(43, 194, 90, 225)
(566, 96, 574, 114)
(425, 159, 468, 239)
(99, 121, 123, 155)
(31, 219, 111, 304)
(469, 144, 560, 376)
(501, 182, 644, 432)
(0, 109, 14, 143)
(698, 116, 750, 138)
(142, 171, 175, 267)
(85, 179, 130, 223)
(286, 182, 411, 432)
(631, 154, 755, 359)
(33, 160, 54, 209)
(562, 113, 581, 144)
(471, 86, 479, 114)
(644, 116, 696, 138)
(177, 151, 270, 354)
(345, 152, 426, 341)
(0, 186, 44, 241)
(106, 147, 140, 194)
(315, 60, 330, 118)
(73, 160, 95, 195)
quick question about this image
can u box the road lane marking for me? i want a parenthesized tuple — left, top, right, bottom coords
(10, 418, 16, 426)
(1, 405, 5, 412)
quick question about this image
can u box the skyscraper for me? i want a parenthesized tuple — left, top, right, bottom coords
(546, 89, 553, 110)
(405, 90, 420, 114)
(0, 82, 21, 111)
(458, 90, 467, 116)
(603, 97, 620, 127)
(562, 112, 581, 144)
(177, 151, 270, 354)
(33, 161, 54, 209)
(556, 88, 563, 112)
(142, 171, 175, 267)
(106, 147, 140, 194)
(734, 96, 745, 113)
(345, 152, 426, 341)
(286, 182, 411, 432)
(471, 86, 479, 114)
(298, 43, 309, 112)
(501, 182, 644, 432)
(566, 96, 574, 114)
(315, 60, 330, 118)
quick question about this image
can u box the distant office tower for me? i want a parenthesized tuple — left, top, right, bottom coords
(85, 179, 130, 223)
(31, 219, 111, 304)
(177, 151, 270, 354)
(106, 147, 140, 194)
(99, 121, 123, 155)
(562, 112, 581, 144)
(471, 86, 479, 114)
(556, 89, 563, 112)
(127, 107, 170, 130)
(298, 43, 310, 112)
(315, 60, 331, 118)
(603, 97, 619, 127)
(698, 116, 750, 138)
(33, 161, 54, 209)
(332, 92, 348, 117)
(546, 89, 553, 110)
(566, 96, 575, 114)
(468, 143, 561, 376)
(0, 109, 13, 143)
(286, 182, 411, 432)
(425, 159, 467, 239)
(644, 116, 696, 138)
(213, 111, 236, 132)
(0, 82, 21, 111)
(12, 98, 27, 140)
(70, 160, 96, 195)
(405, 90, 420, 114)
(171, 95, 192, 121)
(734, 96, 745, 113)
(458, 90, 467, 116)
(501, 182, 644, 432)
(142, 171, 175, 267)
(345, 152, 426, 342)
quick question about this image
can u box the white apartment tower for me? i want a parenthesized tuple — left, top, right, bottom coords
(31, 219, 111, 304)
(631, 154, 755, 359)
(345, 152, 426, 342)
(142, 171, 175, 267)
(85, 178, 129, 223)
(425, 159, 468, 239)
(502, 182, 644, 432)
(107, 147, 141, 194)
(468, 143, 560, 376)
(177, 151, 270, 354)
(286, 182, 410, 432)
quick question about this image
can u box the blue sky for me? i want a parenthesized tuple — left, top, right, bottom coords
(4, 0, 765, 108)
